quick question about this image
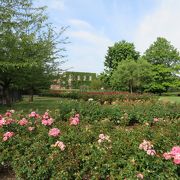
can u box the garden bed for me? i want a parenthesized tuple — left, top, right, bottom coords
(0, 98, 179, 179)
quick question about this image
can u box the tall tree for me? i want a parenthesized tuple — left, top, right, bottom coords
(144, 37, 180, 67)
(110, 58, 152, 93)
(104, 40, 139, 72)
(0, 0, 67, 104)
(143, 37, 180, 94)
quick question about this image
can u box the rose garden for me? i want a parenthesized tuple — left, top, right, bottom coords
(0, 0, 180, 179)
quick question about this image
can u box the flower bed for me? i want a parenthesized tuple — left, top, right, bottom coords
(0, 107, 179, 179)
(40, 90, 154, 102)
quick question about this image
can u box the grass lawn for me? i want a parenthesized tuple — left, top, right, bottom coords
(159, 96, 180, 103)
(0, 96, 62, 114)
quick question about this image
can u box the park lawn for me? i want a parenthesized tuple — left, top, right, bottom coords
(0, 96, 62, 114)
(159, 96, 180, 104)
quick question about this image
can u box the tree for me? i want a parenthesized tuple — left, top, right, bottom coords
(110, 58, 152, 93)
(145, 65, 176, 94)
(104, 40, 139, 72)
(144, 37, 180, 67)
(0, 0, 67, 104)
(143, 37, 180, 93)
(90, 77, 103, 90)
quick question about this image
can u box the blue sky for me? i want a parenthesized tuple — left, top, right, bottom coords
(34, 0, 180, 73)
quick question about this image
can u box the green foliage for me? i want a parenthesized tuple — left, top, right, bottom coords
(110, 58, 153, 93)
(144, 37, 180, 67)
(145, 65, 176, 94)
(104, 40, 140, 71)
(90, 77, 103, 90)
(0, 105, 179, 179)
(0, 0, 67, 104)
(143, 37, 180, 93)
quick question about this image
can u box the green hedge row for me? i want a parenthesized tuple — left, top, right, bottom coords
(54, 99, 180, 125)
(40, 91, 155, 103)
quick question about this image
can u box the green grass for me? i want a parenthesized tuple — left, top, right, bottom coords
(159, 96, 180, 103)
(0, 96, 62, 114)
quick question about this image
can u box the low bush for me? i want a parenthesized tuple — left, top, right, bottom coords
(0, 109, 179, 179)
(40, 90, 155, 103)
(56, 99, 180, 125)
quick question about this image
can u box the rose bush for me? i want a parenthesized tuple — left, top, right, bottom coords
(0, 103, 179, 179)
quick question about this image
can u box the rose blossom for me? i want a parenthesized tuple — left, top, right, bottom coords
(163, 152, 172, 160)
(42, 112, 50, 119)
(98, 134, 111, 143)
(173, 154, 180, 165)
(170, 146, 180, 156)
(163, 146, 180, 165)
(28, 126, 35, 131)
(5, 111, 12, 117)
(0, 118, 5, 127)
(18, 118, 28, 126)
(137, 173, 144, 179)
(29, 111, 39, 118)
(147, 149, 156, 156)
(42, 118, 53, 126)
(3, 132, 14, 141)
(48, 128, 60, 137)
(153, 118, 159, 122)
(70, 117, 80, 126)
(52, 141, 66, 151)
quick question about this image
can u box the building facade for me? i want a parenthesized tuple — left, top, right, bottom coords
(51, 71, 97, 90)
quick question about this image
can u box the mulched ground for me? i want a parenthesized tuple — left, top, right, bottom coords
(0, 166, 16, 180)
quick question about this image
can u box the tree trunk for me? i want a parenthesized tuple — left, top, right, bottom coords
(29, 89, 34, 102)
(129, 80, 133, 94)
(3, 87, 12, 106)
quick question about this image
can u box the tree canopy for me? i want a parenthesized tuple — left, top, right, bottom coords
(104, 40, 139, 72)
(144, 37, 180, 67)
(0, 0, 67, 104)
(103, 37, 180, 94)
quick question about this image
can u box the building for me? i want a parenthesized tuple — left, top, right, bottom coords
(51, 71, 97, 90)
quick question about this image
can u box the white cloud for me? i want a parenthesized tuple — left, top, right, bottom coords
(68, 19, 94, 30)
(64, 19, 113, 73)
(134, 0, 180, 54)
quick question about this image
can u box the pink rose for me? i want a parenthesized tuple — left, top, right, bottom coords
(163, 152, 172, 160)
(99, 134, 106, 140)
(0, 114, 2, 120)
(54, 141, 66, 151)
(3, 131, 14, 141)
(18, 118, 28, 126)
(75, 114, 80, 118)
(137, 173, 144, 179)
(28, 126, 35, 131)
(48, 128, 60, 137)
(0, 119, 5, 127)
(173, 154, 180, 165)
(42, 118, 53, 126)
(70, 117, 80, 126)
(153, 118, 159, 122)
(147, 149, 156, 156)
(170, 146, 180, 156)
(43, 112, 50, 119)
(98, 134, 111, 143)
(5, 111, 12, 117)
(29, 112, 39, 118)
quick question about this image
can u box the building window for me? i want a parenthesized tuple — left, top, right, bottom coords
(89, 76, 92, 81)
